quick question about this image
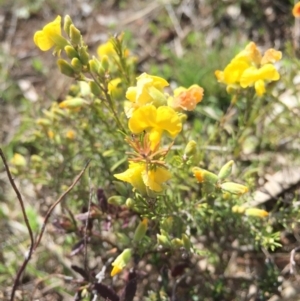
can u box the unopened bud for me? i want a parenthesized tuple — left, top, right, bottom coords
(125, 198, 135, 209)
(10, 153, 26, 167)
(89, 81, 102, 97)
(181, 234, 191, 251)
(101, 55, 109, 71)
(218, 160, 234, 180)
(157, 234, 172, 248)
(36, 118, 51, 126)
(71, 57, 82, 73)
(245, 208, 269, 218)
(232, 205, 246, 214)
(111, 248, 132, 277)
(184, 140, 197, 158)
(221, 182, 248, 195)
(192, 167, 218, 185)
(70, 24, 81, 45)
(79, 46, 90, 65)
(64, 45, 78, 59)
(59, 98, 86, 109)
(171, 238, 183, 248)
(89, 58, 101, 74)
(107, 195, 125, 206)
(64, 15, 73, 36)
(133, 218, 148, 242)
(57, 59, 75, 77)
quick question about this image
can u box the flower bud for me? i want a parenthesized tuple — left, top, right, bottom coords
(64, 45, 78, 59)
(57, 59, 75, 77)
(101, 55, 109, 71)
(89, 81, 102, 97)
(89, 58, 101, 74)
(36, 118, 51, 126)
(181, 234, 191, 251)
(111, 248, 132, 277)
(157, 233, 172, 248)
(221, 182, 248, 195)
(192, 167, 218, 185)
(79, 46, 90, 65)
(171, 238, 183, 248)
(218, 160, 234, 180)
(133, 218, 148, 242)
(125, 198, 135, 209)
(66, 130, 76, 140)
(71, 57, 82, 73)
(63, 15, 73, 36)
(59, 98, 86, 109)
(232, 205, 246, 214)
(245, 208, 269, 218)
(69, 24, 81, 45)
(184, 140, 197, 159)
(10, 153, 26, 167)
(107, 195, 125, 206)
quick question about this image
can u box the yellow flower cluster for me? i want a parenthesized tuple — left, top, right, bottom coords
(215, 42, 281, 96)
(114, 73, 204, 195)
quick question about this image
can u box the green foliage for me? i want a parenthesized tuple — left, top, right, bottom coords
(3, 4, 300, 300)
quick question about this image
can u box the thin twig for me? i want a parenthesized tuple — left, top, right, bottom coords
(290, 246, 300, 274)
(0, 148, 35, 301)
(34, 159, 91, 250)
(83, 166, 93, 276)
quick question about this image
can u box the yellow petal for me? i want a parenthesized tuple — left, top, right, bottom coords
(254, 80, 266, 96)
(114, 162, 147, 195)
(156, 106, 182, 137)
(128, 105, 156, 133)
(143, 166, 171, 192)
(33, 16, 64, 51)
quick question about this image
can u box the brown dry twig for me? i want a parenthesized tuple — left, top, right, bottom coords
(0, 147, 90, 301)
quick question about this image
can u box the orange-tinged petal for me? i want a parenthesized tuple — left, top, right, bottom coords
(261, 49, 282, 65)
(170, 85, 204, 111)
(235, 42, 262, 65)
(111, 266, 122, 277)
(293, 2, 300, 17)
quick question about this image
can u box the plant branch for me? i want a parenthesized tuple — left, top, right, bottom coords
(0, 149, 35, 301)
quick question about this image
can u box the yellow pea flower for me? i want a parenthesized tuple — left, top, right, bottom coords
(126, 73, 169, 106)
(114, 162, 147, 195)
(114, 162, 172, 193)
(128, 105, 182, 150)
(33, 16, 68, 51)
(215, 41, 281, 96)
(168, 85, 204, 111)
